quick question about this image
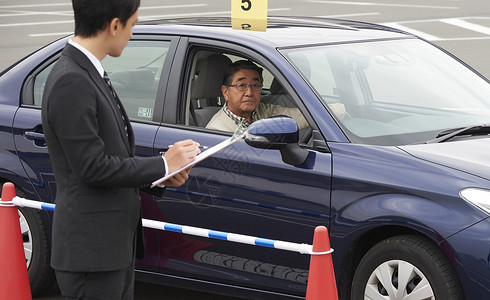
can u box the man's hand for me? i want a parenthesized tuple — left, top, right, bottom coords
(162, 168, 191, 187)
(162, 139, 201, 187)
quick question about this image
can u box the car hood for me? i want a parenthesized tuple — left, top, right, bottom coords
(399, 138, 490, 181)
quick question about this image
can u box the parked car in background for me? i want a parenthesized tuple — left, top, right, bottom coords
(0, 17, 489, 300)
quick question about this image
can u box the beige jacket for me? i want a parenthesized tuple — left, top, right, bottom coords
(206, 102, 308, 132)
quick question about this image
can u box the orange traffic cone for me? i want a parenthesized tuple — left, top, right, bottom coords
(305, 226, 338, 300)
(0, 182, 32, 300)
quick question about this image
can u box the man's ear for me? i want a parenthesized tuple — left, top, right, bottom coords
(109, 18, 120, 36)
(221, 85, 229, 101)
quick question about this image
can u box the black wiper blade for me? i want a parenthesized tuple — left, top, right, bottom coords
(425, 125, 490, 143)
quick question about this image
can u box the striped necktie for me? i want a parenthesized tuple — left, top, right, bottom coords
(103, 72, 129, 138)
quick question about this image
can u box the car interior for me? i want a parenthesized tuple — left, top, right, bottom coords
(185, 50, 302, 130)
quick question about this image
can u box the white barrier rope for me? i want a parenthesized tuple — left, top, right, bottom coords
(6, 196, 333, 256)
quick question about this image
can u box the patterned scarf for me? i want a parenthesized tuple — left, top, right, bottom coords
(222, 102, 258, 128)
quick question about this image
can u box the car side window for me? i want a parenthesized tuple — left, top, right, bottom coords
(184, 49, 309, 132)
(102, 40, 170, 121)
(33, 63, 55, 106)
(31, 40, 171, 122)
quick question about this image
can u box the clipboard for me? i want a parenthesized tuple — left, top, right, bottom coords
(151, 125, 247, 188)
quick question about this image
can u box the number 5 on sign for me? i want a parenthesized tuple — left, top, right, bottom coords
(231, 0, 268, 32)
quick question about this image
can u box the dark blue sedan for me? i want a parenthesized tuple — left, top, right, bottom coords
(1, 17, 489, 300)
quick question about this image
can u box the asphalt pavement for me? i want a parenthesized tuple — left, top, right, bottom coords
(3, 0, 489, 299)
(33, 281, 238, 300)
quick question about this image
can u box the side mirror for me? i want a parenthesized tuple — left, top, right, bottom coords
(245, 116, 310, 166)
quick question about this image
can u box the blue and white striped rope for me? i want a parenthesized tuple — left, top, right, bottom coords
(12, 196, 55, 211)
(142, 219, 318, 255)
(9, 196, 333, 256)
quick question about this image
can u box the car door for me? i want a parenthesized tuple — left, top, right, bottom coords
(152, 39, 333, 296)
(13, 36, 179, 271)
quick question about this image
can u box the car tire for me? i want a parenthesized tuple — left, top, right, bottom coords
(15, 188, 56, 296)
(351, 234, 463, 300)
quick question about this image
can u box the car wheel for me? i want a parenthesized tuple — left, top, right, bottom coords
(351, 234, 463, 300)
(15, 188, 56, 296)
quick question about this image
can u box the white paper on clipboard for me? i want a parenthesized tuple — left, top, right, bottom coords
(151, 126, 247, 188)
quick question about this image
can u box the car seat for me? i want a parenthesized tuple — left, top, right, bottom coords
(261, 78, 295, 108)
(189, 54, 232, 127)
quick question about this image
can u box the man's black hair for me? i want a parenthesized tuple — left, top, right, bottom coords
(223, 60, 263, 86)
(72, 0, 140, 37)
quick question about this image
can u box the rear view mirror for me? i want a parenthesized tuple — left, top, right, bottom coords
(245, 116, 309, 166)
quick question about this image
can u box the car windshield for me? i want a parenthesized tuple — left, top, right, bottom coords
(282, 39, 490, 146)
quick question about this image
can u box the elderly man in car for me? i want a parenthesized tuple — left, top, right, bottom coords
(206, 60, 344, 132)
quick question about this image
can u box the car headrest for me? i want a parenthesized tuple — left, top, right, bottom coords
(191, 54, 232, 99)
(269, 78, 286, 94)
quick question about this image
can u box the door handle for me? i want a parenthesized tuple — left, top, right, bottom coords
(24, 127, 46, 147)
(25, 131, 45, 141)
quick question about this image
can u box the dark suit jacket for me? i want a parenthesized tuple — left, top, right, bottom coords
(41, 44, 165, 272)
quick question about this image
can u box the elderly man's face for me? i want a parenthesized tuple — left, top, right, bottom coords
(222, 69, 262, 121)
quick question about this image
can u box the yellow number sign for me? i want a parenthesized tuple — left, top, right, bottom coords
(231, 0, 268, 32)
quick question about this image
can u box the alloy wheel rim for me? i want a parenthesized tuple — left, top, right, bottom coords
(19, 210, 33, 268)
(364, 259, 435, 300)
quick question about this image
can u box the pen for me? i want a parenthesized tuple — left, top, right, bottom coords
(167, 145, 208, 150)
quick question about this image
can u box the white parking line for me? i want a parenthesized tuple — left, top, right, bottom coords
(0, 4, 209, 18)
(0, 20, 73, 27)
(0, 4, 208, 18)
(0, 3, 290, 28)
(29, 32, 72, 37)
(317, 12, 380, 18)
(0, 3, 206, 10)
(139, 4, 208, 10)
(441, 18, 490, 35)
(439, 36, 490, 41)
(0, 10, 72, 17)
(382, 22, 441, 40)
(380, 16, 490, 41)
(307, 0, 459, 10)
(139, 8, 290, 21)
(0, 3, 70, 9)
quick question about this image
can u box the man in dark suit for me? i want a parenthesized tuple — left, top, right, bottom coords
(41, 1, 200, 299)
